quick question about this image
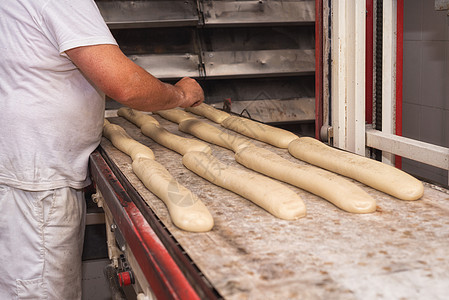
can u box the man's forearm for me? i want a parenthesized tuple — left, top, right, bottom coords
(116, 68, 186, 111)
(66, 44, 203, 111)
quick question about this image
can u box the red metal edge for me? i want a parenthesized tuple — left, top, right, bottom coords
(365, 0, 374, 125)
(315, 0, 323, 139)
(89, 151, 200, 300)
(395, 0, 404, 169)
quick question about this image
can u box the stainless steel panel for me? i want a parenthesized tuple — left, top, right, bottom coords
(97, 1, 199, 29)
(111, 27, 198, 56)
(228, 98, 315, 122)
(203, 49, 314, 78)
(129, 54, 201, 79)
(200, 26, 315, 51)
(202, 76, 314, 103)
(202, 0, 315, 26)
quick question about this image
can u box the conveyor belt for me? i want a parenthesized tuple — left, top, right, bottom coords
(101, 114, 449, 299)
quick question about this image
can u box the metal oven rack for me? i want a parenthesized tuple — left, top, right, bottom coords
(96, 0, 316, 125)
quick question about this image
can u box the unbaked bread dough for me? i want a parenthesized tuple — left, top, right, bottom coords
(141, 123, 212, 156)
(176, 119, 376, 213)
(179, 119, 254, 153)
(103, 121, 214, 232)
(117, 107, 159, 127)
(235, 146, 376, 213)
(154, 109, 197, 124)
(132, 156, 214, 232)
(118, 108, 212, 156)
(119, 108, 305, 220)
(183, 151, 306, 220)
(185, 103, 231, 124)
(103, 122, 155, 161)
(221, 116, 299, 148)
(288, 137, 424, 200)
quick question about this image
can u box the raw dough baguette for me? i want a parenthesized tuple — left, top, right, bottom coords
(177, 118, 376, 213)
(140, 123, 212, 156)
(117, 107, 159, 127)
(103, 121, 214, 232)
(288, 137, 424, 200)
(117, 107, 212, 156)
(132, 156, 214, 232)
(236, 146, 377, 213)
(103, 122, 155, 161)
(221, 116, 299, 148)
(155, 108, 197, 124)
(185, 103, 230, 124)
(179, 119, 254, 152)
(120, 108, 304, 219)
(183, 151, 306, 220)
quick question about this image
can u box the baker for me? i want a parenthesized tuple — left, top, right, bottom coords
(0, 0, 204, 298)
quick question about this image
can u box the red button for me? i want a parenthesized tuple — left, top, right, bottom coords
(118, 271, 133, 286)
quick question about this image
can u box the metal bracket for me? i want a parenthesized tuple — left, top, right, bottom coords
(111, 223, 127, 253)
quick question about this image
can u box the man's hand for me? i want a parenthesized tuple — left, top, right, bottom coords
(175, 77, 205, 108)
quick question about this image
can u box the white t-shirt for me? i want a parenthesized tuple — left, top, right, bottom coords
(0, 0, 117, 190)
